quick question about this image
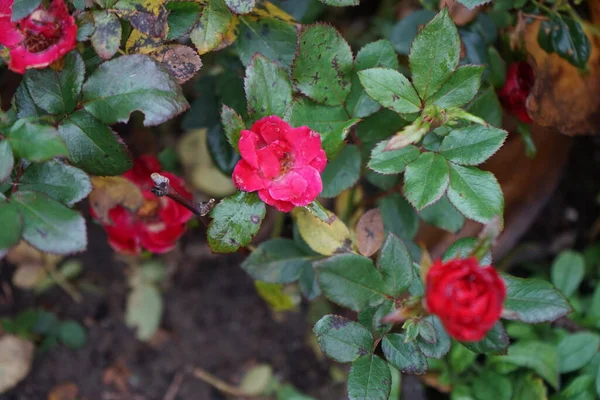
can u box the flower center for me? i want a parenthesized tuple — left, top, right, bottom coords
(279, 152, 294, 175)
(19, 10, 61, 53)
(136, 198, 161, 220)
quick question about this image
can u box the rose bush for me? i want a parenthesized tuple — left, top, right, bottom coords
(425, 257, 506, 341)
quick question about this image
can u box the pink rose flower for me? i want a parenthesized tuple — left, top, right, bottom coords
(0, 0, 77, 74)
(232, 116, 327, 212)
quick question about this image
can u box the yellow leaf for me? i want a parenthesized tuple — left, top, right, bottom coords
(176, 129, 237, 197)
(114, 0, 168, 38)
(7, 241, 63, 268)
(125, 29, 164, 54)
(251, 1, 295, 23)
(238, 364, 273, 396)
(89, 176, 144, 224)
(212, 15, 240, 52)
(12, 264, 47, 289)
(189, 0, 236, 55)
(292, 207, 352, 256)
(254, 281, 297, 311)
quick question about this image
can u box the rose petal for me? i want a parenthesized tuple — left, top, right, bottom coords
(139, 220, 186, 254)
(123, 155, 162, 189)
(238, 130, 261, 168)
(257, 141, 290, 180)
(232, 159, 267, 192)
(102, 206, 142, 255)
(269, 171, 308, 202)
(256, 116, 291, 144)
(309, 148, 327, 173)
(285, 126, 324, 166)
(289, 166, 322, 206)
(0, 17, 23, 47)
(258, 188, 294, 212)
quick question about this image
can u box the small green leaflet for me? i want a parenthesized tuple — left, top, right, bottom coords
(220, 105, 245, 153)
(377, 234, 413, 296)
(550, 250, 585, 298)
(0, 202, 23, 252)
(244, 54, 293, 119)
(347, 355, 391, 400)
(438, 125, 507, 166)
(427, 65, 483, 109)
(0, 141, 13, 183)
(8, 120, 69, 162)
(382, 333, 428, 374)
(358, 68, 421, 115)
(241, 239, 311, 283)
(404, 152, 449, 210)
(320, 145, 361, 198)
(368, 142, 420, 175)
(314, 315, 373, 363)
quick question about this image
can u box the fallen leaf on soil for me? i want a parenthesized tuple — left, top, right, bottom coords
(48, 382, 79, 400)
(355, 209, 385, 257)
(239, 364, 273, 396)
(8, 241, 62, 290)
(12, 264, 47, 289)
(525, 20, 600, 135)
(89, 176, 144, 224)
(125, 283, 163, 341)
(151, 45, 202, 84)
(0, 335, 34, 393)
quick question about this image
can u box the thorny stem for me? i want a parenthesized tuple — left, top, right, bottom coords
(150, 173, 215, 227)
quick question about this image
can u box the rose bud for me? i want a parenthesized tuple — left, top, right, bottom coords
(0, 0, 77, 74)
(91, 155, 194, 255)
(232, 116, 327, 212)
(498, 61, 535, 124)
(425, 257, 506, 342)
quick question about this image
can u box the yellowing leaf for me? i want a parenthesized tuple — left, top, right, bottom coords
(251, 1, 295, 22)
(292, 207, 352, 255)
(12, 264, 47, 289)
(254, 281, 297, 311)
(0, 335, 34, 394)
(189, 0, 236, 55)
(125, 29, 164, 54)
(114, 0, 168, 38)
(355, 209, 385, 257)
(89, 176, 144, 224)
(212, 16, 240, 52)
(125, 284, 163, 341)
(176, 129, 237, 197)
(7, 241, 63, 268)
(239, 364, 273, 396)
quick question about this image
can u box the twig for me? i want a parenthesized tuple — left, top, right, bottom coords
(192, 367, 253, 398)
(163, 371, 186, 400)
(41, 258, 83, 303)
(151, 173, 215, 227)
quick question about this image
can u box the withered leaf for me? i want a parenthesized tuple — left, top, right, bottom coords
(0, 335, 34, 393)
(151, 44, 202, 84)
(89, 176, 144, 224)
(355, 208, 385, 257)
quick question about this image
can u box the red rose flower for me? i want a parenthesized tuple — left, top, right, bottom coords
(425, 257, 506, 342)
(498, 61, 534, 124)
(91, 155, 194, 255)
(232, 116, 327, 212)
(0, 0, 77, 74)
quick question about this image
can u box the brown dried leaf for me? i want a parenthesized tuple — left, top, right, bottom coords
(48, 383, 79, 400)
(89, 176, 144, 224)
(0, 335, 34, 393)
(12, 263, 47, 289)
(355, 209, 385, 257)
(525, 20, 600, 135)
(151, 45, 202, 84)
(440, 0, 480, 26)
(7, 241, 63, 267)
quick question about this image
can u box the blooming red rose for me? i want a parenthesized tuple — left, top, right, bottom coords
(425, 257, 506, 342)
(0, 0, 77, 74)
(91, 155, 194, 255)
(498, 61, 534, 124)
(232, 116, 327, 212)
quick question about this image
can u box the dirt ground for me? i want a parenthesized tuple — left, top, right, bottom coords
(2, 135, 600, 400)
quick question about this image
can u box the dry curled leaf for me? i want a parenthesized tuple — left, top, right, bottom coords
(151, 45, 202, 84)
(89, 176, 144, 224)
(48, 382, 79, 400)
(440, 0, 480, 26)
(525, 20, 600, 135)
(355, 209, 385, 257)
(0, 335, 34, 393)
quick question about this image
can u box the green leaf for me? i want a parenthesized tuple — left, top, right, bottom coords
(439, 125, 507, 166)
(318, 0, 358, 6)
(378, 234, 413, 296)
(358, 68, 421, 115)
(8, 120, 69, 162)
(404, 152, 449, 210)
(547, 16, 591, 69)
(58, 320, 87, 349)
(466, 87, 503, 127)
(551, 250, 585, 298)
(299, 263, 320, 300)
(512, 374, 547, 400)
(82, 54, 189, 126)
(487, 47, 506, 89)
(292, 24, 353, 106)
(557, 332, 600, 373)
(472, 369, 512, 400)
(221, 105, 245, 153)
(377, 193, 419, 240)
(357, 299, 394, 338)
(254, 281, 297, 311)
(286, 97, 360, 158)
(58, 110, 132, 176)
(125, 284, 163, 341)
(416, 316, 451, 359)
(455, 0, 491, 10)
(314, 315, 374, 363)
(460, 322, 509, 354)
(447, 163, 503, 223)
(320, 145, 361, 198)
(382, 333, 428, 374)
(346, 40, 400, 119)
(317, 253, 389, 312)
(237, 14, 297, 70)
(20, 161, 92, 207)
(502, 274, 572, 323)
(189, 0, 234, 54)
(0, 141, 13, 183)
(245, 54, 293, 119)
(409, 9, 460, 100)
(419, 196, 464, 233)
(490, 341, 559, 389)
(348, 355, 391, 400)
(166, 2, 201, 39)
(13, 80, 45, 119)
(559, 375, 596, 400)
(241, 239, 311, 283)
(443, 237, 492, 265)
(0, 202, 23, 252)
(208, 191, 266, 253)
(24, 51, 84, 115)
(368, 142, 420, 175)
(207, 125, 239, 175)
(449, 344, 477, 374)
(91, 11, 122, 60)
(225, 0, 255, 13)
(427, 65, 483, 109)
(12, 191, 87, 254)
(11, 0, 41, 21)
